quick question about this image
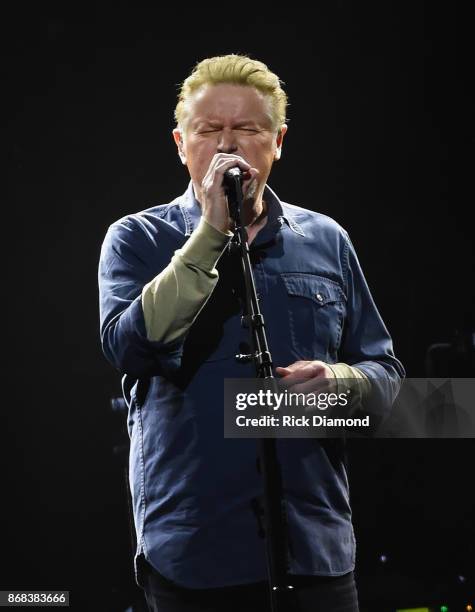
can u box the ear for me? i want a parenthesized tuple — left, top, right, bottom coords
(273, 124, 288, 161)
(172, 128, 187, 165)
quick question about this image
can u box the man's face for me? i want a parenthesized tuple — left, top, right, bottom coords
(173, 83, 286, 199)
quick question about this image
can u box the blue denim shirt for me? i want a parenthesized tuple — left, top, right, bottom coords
(98, 181, 405, 588)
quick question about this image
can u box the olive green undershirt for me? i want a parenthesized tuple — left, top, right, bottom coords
(142, 217, 233, 344)
(141, 217, 370, 396)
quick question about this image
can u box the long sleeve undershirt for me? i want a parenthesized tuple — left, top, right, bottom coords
(142, 217, 233, 344)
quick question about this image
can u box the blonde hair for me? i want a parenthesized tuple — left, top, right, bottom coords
(174, 54, 288, 132)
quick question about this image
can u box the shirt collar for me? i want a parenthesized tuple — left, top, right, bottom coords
(179, 180, 305, 237)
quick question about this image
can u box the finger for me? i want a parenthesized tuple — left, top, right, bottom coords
(242, 167, 260, 183)
(276, 361, 310, 374)
(277, 376, 296, 390)
(278, 362, 322, 380)
(277, 371, 315, 389)
(213, 155, 251, 174)
(242, 173, 261, 201)
(287, 377, 333, 395)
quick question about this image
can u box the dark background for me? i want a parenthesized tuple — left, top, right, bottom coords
(5, 4, 474, 610)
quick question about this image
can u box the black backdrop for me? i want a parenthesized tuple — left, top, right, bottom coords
(5, 4, 474, 610)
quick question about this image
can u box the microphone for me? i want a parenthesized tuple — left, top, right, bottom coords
(223, 167, 243, 227)
(223, 166, 243, 187)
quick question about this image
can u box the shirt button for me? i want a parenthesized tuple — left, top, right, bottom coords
(316, 293, 324, 302)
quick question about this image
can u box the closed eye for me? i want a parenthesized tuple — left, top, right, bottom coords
(197, 127, 261, 134)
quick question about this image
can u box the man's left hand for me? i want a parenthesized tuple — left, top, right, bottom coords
(275, 360, 335, 394)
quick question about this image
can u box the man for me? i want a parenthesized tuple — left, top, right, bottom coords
(99, 54, 404, 611)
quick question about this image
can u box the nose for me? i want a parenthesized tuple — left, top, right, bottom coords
(216, 127, 238, 154)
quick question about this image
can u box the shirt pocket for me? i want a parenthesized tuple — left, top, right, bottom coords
(279, 273, 346, 362)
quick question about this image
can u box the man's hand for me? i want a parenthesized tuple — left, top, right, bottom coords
(275, 360, 335, 394)
(201, 153, 260, 233)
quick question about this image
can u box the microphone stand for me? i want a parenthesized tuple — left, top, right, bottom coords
(224, 170, 297, 612)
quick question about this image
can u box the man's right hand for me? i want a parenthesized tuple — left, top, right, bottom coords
(200, 154, 260, 233)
